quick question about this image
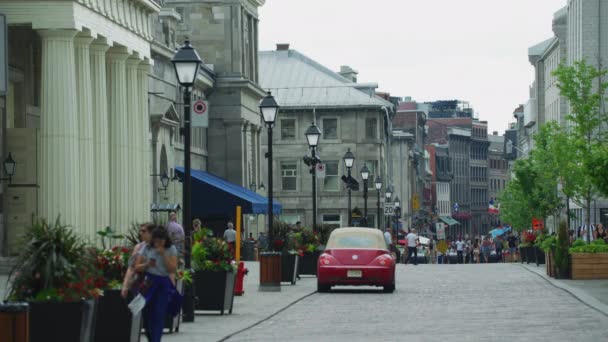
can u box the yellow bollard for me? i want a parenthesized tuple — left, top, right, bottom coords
(236, 206, 242, 261)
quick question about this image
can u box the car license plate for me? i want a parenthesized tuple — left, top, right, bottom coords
(347, 270, 362, 278)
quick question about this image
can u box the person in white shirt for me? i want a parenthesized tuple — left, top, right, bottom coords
(455, 238, 465, 264)
(405, 229, 419, 265)
(384, 228, 392, 248)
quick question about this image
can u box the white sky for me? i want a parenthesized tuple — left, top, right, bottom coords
(258, 0, 566, 134)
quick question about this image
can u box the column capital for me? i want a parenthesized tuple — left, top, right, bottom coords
(74, 35, 95, 47)
(38, 29, 78, 40)
(138, 61, 151, 73)
(126, 56, 143, 66)
(90, 41, 110, 55)
(107, 50, 130, 62)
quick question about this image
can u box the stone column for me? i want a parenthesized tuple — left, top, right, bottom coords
(138, 62, 151, 220)
(38, 29, 80, 227)
(107, 47, 130, 232)
(90, 40, 111, 232)
(126, 57, 140, 222)
(75, 35, 95, 237)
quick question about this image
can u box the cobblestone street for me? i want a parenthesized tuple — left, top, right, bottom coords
(226, 264, 608, 342)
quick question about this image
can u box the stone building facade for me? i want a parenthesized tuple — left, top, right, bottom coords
(488, 132, 509, 227)
(470, 121, 490, 235)
(259, 47, 393, 229)
(0, 0, 161, 254)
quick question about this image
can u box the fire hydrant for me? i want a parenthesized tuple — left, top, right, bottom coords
(234, 261, 249, 296)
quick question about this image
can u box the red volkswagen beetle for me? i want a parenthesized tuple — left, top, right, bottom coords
(317, 227, 396, 293)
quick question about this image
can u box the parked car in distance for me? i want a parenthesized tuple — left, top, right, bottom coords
(317, 227, 396, 293)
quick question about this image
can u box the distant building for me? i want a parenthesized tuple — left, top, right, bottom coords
(488, 132, 510, 227)
(259, 45, 394, 228)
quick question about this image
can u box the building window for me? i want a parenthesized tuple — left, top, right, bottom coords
(281, 162, 297, 191)
(323, 161, 340, 191)
(322, 118, 338, 139)
(365, 118, 377, 139)
(365, 160, 378, 189)
(280, 119, 296, 140)
(322, 214, 341, 227)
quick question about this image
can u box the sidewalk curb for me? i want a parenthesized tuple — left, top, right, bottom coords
(217, 290, 317, 342)
(519, 264, 608, 317)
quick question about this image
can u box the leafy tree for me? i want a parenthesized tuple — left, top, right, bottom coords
(499, 176, 533, 232)
(553, 59, 608, 243)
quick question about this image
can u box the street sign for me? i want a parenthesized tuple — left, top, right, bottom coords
(316, 163, 325, 178)
(384, 203, 395, 215)
(192, 99, 208, 127)
(436, 222, 446, 240)
(532, 217, 544, 231)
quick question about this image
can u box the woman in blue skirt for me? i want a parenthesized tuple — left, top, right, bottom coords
(134, 225, 182, 342)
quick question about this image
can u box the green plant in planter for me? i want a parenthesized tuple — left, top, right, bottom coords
(7, 217, 103, 301)
(569, 238, 608, 253)
(192, 228, 235, 272)
(554, 221, 570, 278)
(539, 235, 556, 253)
(294, 228, 321, 256)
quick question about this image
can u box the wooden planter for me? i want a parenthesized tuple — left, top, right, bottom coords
(259, 252, 281, 291)
(534, 246, 545, 266)
(571, 253, 608, 280)
(0, 302, 29, 342)
(29, 299, 97, 342)
(95, 290, 141, 342)
(299, 251, 320, 276)
(194, 270, 236, 315)
(281, 253, 299, 285)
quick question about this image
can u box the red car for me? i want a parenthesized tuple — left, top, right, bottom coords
(317, 227, 396, 293)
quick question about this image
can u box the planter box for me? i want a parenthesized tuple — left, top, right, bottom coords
(571, 253, 608, 280)
(194, 270, 236, 315)
(95, 290, 142, 342)
(281, 253, 299, 285)
(534, 246, 545, 266)
(299, 251, 320, 276)
(29, 299, 96, 342)
(0, 302, 29, 342)
(259, 252, 281, 291)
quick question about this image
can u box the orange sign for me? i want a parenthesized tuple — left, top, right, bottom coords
(532, 218, 544, 231)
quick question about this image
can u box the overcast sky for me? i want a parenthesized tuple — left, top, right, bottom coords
(258, 0, 566, 134)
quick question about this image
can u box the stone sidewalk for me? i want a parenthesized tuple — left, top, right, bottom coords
(520, 263, 608, 315)
(163, 262, 317, 342)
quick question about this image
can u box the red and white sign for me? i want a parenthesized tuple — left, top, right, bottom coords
(192, 100, 209, 128)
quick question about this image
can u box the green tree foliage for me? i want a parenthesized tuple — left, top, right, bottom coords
(553, 59, 608, 240)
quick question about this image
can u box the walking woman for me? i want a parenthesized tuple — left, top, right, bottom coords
(134, 226, 182, 342)
(121, 223, 154, 298)
(473, 239, 480, 264)
(594, 223, 608, 243)
(481, 237, 491, 263)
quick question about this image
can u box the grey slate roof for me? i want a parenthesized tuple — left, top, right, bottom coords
(259, 49, 393, 109)
(528, 37, 556, 57)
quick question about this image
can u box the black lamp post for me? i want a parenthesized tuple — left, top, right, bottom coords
(374, 176, 382, 229)
(360, 164, 370, 223)
(394, 196, 401, 236)
(0, 153, 16, 183)
(385, 185, 393, 230)
(259, 92, 280, 247)
(172, 39, 202, 323)
(305, 122, 321, 232)
(343, 149, 355, 226)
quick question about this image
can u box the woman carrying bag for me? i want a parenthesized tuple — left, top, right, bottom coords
(134, 226, 183, 342)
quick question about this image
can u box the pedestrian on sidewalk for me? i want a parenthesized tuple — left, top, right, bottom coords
(481, 237, 491, 263)
(134, 226, 181, 342)
(455, 237, 465, 264)
(594, 223, 607, 243)
(166, 211, 185, 260)
(494, 236, 504, 262)
(472, 239, 480, 264)
(193, 218, 202, 233)
(428, 237, 436, 264)
(507, 233, 517, 262)
(121, 223, 154, 298)
(405, 229, 419, 265)
(224, 221, 237, 256)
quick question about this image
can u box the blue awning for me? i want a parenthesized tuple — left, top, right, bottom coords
(175, 167, 282, 217)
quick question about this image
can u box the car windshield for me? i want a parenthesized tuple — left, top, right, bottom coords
(326, 228, 386, 249)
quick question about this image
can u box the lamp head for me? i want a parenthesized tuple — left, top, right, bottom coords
(343, 148, 355, 169)
(374, 176, 382, 190)
(259, 92, 280, 126)
(360, 163, 370, 180)
(171, 40, 202, 87)
(304, 122, 322, 148)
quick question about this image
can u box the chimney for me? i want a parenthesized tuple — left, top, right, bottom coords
(276, 43, 290, 51)
(338, 65, 358, 83)
(493, 131, 498, 136)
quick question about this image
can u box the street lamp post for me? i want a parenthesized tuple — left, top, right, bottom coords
(360, 164, 370, 223)
(305, 122, 321, 232)
(374, 176, 382, 229)
(394, 196, 401, 237)
(343, 149, 355, 226)
(259, 92, 280, 246)
(171, 39, 202, 323)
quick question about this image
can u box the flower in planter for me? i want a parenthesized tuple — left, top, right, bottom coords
(192, 228, 236, 272)
(8, 217, 104, 302)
